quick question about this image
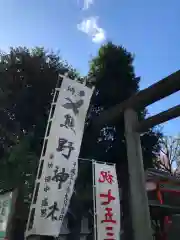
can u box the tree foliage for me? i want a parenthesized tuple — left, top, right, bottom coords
(156, 134, 180, 175)
(0, 47, 79, 193)
(0, 133, 38, 202)
(81, 42, 162, 169)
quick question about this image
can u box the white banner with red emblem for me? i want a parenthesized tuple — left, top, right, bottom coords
(94, 162, 121, 240)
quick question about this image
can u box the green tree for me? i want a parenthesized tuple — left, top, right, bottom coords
(80, 42, 162, 239)
(0, 133, 38, 201)
(0, 46, 79, 194)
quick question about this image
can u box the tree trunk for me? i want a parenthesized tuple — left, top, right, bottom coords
(67, 211, 82, 240)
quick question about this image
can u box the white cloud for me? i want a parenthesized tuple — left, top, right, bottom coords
(83, 0, 94, 10)
(77, 17, 106, 43)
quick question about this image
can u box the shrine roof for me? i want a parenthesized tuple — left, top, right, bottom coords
(146, 168, 180, 184)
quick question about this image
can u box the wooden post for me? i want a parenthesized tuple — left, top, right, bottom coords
(124, 108, 152, 240)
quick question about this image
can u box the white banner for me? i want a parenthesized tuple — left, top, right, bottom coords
(26, 76, 94, 237)
(0, 192, 12, 239)
(94, 163, 121, 240)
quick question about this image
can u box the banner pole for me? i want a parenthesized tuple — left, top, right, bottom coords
(92, 160, 97, 240)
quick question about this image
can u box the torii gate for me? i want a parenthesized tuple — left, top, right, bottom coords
(29, 71, 180, 240)
(93, 70, 180, 240)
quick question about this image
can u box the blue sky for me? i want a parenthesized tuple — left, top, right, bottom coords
(0, 0, 179, 135)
